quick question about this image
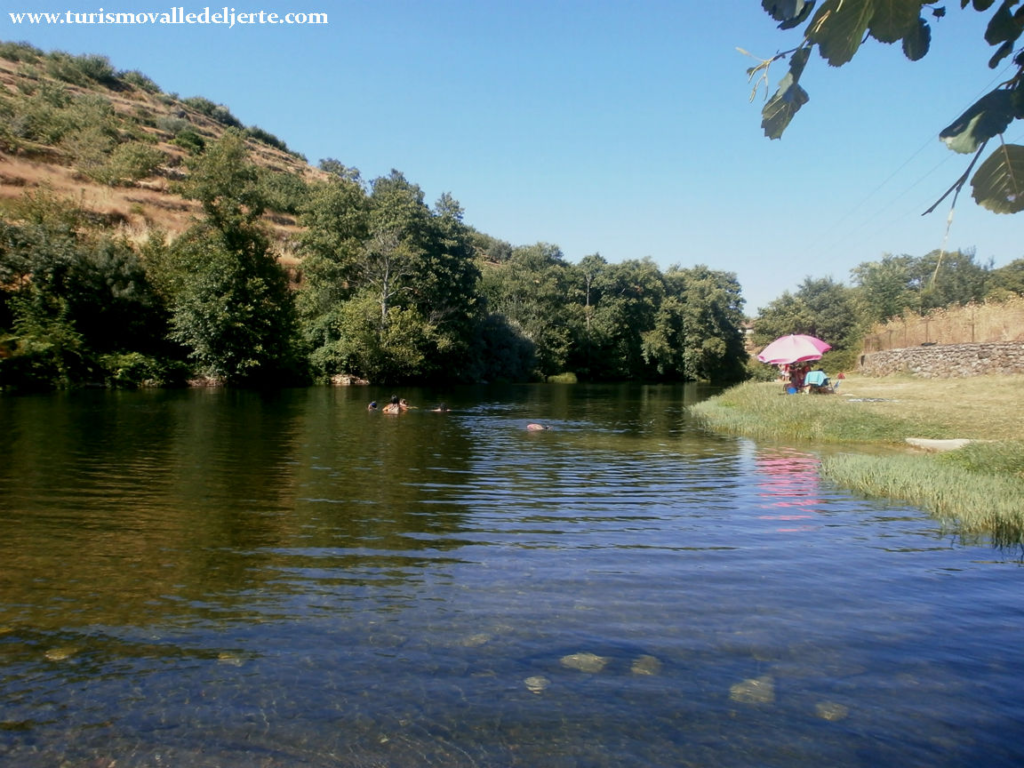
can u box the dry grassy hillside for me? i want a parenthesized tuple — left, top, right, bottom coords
(0, 46, 326, 268)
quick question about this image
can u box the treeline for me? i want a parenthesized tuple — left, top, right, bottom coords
(0, 130, 749, 390)
(749, 250, 1024, 374)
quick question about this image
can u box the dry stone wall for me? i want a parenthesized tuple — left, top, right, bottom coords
(858, 342, 1024, 378)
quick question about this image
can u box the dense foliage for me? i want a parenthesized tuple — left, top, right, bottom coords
(1, 40, 1021, 392)
(0, 123, 749, 390)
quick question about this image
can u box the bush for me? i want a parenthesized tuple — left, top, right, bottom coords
(258, 169, 309, 214)
(119, 69, 161, 93)
(547, 372, 577, 383)
(99, 352, 188, 388)
(171, 129, 205, 155)
(45, 51, 118, 87)
(101, 141, 165, 186)
(156, 115, 189, 135)
(246, 125, 290, 153)
(182, 96, 242, 128)
(0, 41, 42, 63)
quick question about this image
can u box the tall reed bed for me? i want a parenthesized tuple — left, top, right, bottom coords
(820, 453, 1024, 545)
(863, 297, 1024, 352)
(690, 380, 1024, 543)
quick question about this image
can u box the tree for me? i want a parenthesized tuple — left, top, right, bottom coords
(295, 174, 371, 378)
(753, 276, 858, 352)
(167, 131, 301, 384)
(665, 265, 747, 382)
(851, 254, 917, 324)
(986, 256, 1024, 297)
(747, 0, 1024, 214)
(851, 248, 991, 321)
(480, 243, 573, 378)
(0, 191, 171, 389)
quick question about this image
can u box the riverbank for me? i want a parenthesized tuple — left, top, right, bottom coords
(690, 374, 1024, 544)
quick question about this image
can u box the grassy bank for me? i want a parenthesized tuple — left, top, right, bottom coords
(690, 375, 1024, 544)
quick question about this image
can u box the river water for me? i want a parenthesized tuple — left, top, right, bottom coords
(1, 384, 1022, 767)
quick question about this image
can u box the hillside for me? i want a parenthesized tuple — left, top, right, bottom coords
(0, 42, 324, 268)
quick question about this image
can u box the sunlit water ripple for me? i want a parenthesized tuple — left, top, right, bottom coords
(1, 385, 1022, 767)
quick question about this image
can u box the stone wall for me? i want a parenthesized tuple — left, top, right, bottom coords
(858, 342, 1024, 378)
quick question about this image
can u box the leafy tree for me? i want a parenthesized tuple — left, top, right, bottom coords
(852, 248, 992, 321)
(748, 0, 1024, 214)
(658, 265, 747, 381)
(986, 256, 1024, 297)
(0, 191, 170, 389)
(910, 248, 992, 310)
(566, 253, 611, 379)
(481, 243, 573, 378)
(587, 257, 666, 380)
(295, 174, 371, 378)
(753, 276, 858, 352)
(850, 254, 918, 324)
(167, 131, 301, 384)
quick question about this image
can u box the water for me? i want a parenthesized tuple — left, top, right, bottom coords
(1, 384, 1022, 767)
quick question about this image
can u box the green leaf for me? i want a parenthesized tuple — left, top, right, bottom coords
(940, 90, 1017, 153)
(762, 80, 810, 140)
(984, 1, 1023, 45)
(780, 1, 818, 29)
(808, 0, 876, 67)
(869, 0, 925, 43)
(902, 16, 932, 60)
(988, 39, 1016, 68)
(761, 48, 812, 139)
(971, 143, 1024, 213)
(972, 0, 997, 11)
(762, 0, 815, 22)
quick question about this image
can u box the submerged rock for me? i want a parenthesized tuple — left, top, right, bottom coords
(815, 701, 850, 721)
(630, 654, 663, 676)
(524, 675, 550, 694)
(729, 675, 775, 704)
(560, 652, 610, 673)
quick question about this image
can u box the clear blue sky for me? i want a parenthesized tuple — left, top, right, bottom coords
(4, 0, 1021, 312)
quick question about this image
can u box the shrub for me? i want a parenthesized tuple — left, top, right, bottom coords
(99, 352, 187, 388)
(156, 115, 189, 136)
(0, 41, 42, 63)
(258, 169, 309, 214)
(119, 69, 161, 93)
(182, 96, 242, 128)
(103, 141, 165, 185)
(45, 51, 118, 87)
(171, 129, 205, 155)
(246, 125, 290, 152)
(547, 372, 577, 383)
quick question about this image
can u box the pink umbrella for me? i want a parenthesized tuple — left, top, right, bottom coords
(757, 334, 831, 365)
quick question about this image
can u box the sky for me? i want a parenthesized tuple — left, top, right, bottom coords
(3, 0, 1021, 312)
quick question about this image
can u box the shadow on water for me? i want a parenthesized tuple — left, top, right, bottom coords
(2, 384, 1024, 767)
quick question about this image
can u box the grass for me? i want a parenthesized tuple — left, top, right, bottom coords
(690, 374, 1024, 543)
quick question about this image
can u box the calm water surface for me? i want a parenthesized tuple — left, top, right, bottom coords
(1, 385, 1022, 767)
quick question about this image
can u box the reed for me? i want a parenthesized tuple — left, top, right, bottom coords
(863, 297, 1024, 352)
(690, 376, 1024, 541)
(820, 453, 1024, 545)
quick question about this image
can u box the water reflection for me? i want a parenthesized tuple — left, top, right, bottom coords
(2, 386, 1023, 767)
